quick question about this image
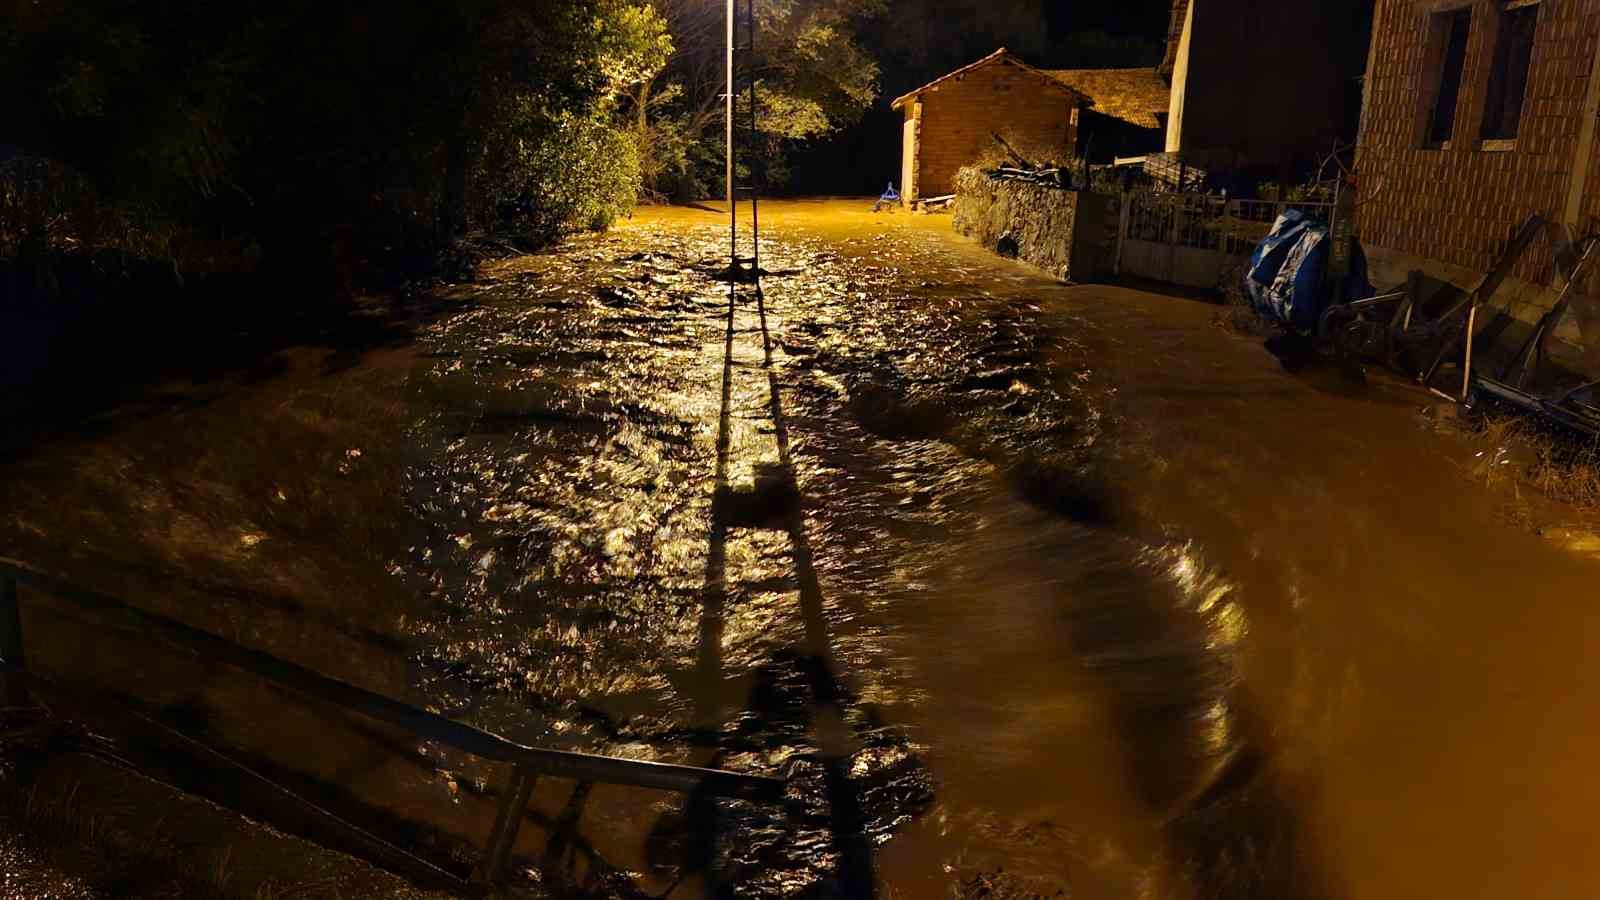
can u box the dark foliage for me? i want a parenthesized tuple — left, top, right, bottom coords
(1, 0, 667, 296)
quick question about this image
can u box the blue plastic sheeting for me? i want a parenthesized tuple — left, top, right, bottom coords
(1244, 209, 1372, 335)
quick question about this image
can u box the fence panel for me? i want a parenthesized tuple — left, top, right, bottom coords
(1118, 191, 1335, 288)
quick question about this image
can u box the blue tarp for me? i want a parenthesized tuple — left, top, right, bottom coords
(1244, 209, 1373, 336)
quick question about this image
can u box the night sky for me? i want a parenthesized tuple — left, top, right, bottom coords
(787, 0, 1176, 193)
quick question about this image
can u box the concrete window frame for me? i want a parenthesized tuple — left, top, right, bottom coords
(1476, 0, 1541, 148)
(1416, 3, 1477, 151)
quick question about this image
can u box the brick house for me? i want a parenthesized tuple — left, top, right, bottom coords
(892, 50, 1178, 202)
(1356, 0, 1600, 349)
(891, 50, 1087, 203)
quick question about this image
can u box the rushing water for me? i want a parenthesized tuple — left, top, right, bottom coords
(5, 199, 1600, 899)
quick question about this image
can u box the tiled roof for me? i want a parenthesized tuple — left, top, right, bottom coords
(1044, 68, 1171, 130)
(890, 48, 1088, 110)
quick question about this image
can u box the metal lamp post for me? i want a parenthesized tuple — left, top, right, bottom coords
(725, 0, 759, 279)
(726, 0, 736, 271)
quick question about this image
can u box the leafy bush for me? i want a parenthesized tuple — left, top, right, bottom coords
(496, 115, 645, 244)
(2, 0, 671, 297)
(0, 157, 177, 265)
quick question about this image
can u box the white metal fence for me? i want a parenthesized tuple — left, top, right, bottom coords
(1118, 191, 1334, 288)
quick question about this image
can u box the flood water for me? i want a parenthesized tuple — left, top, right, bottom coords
(5, 199, 1600, 899)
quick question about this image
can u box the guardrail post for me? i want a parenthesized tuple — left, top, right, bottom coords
(476, 764, 538, 889)
(1, 574, 24, 708)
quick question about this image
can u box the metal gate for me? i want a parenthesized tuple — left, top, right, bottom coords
(1116, 191, 1335, 289)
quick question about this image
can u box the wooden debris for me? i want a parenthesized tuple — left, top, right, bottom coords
(984, 134, 1072, 189)
(990, 132, 1035, 169)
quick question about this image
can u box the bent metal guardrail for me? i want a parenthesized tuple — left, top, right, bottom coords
(0, 556, 783, 890)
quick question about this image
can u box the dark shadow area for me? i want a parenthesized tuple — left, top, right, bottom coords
(680, 265, 740, 897)
(16, 672, 476, 892)
(537, 781, 657, 898)
(1262, 333, 1320, 373)
(1106, 273, 1226, 305)
(753, 282, 879, 899)
(0, 272, 467, 461)
(22, 652, 676, 900)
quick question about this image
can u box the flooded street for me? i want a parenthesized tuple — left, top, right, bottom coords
(6, 198, 1600, 899)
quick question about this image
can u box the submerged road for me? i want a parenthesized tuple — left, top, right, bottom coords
(6, 199, 1600, 899)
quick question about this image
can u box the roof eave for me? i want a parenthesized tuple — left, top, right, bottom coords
(890, 49, 1088, 111)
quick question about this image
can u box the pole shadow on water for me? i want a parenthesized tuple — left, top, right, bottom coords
(677, 261, 738, 898)
(673, 264, 878, 898)
(752, 280, 877, 898)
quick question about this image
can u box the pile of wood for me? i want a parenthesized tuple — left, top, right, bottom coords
(983, 133, 1072, 189)
(988, 166, 1070, 188)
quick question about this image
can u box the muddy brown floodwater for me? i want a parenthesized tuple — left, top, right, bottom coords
(5, 199, 1600, 900)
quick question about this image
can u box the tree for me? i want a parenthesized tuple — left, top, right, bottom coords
(2, 0, 671, 296)
(470, 0, 673, 241)
(627, 0, 884, 199)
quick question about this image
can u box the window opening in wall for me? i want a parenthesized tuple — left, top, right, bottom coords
(1481, 2, 1539, 141)
(1426, 8, 1472, 147)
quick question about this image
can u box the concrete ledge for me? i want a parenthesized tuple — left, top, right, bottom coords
(1366, 242, 1600, 377)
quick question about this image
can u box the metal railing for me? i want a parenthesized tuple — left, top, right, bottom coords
(0, 556, 783, 891)
(1125, 192, 1336, 257)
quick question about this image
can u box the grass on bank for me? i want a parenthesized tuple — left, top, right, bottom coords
(1444, 409, 1600, 525)
(0, 706, 254, 899)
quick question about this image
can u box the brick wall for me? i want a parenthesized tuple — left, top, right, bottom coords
(1357, 0, 1600, 287)
(913, 62, 1078, 198)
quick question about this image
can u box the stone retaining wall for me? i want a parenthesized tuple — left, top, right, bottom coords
(953, 169, 1119, 283)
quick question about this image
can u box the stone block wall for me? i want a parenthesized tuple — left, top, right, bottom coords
(953, 169, 1119, 283)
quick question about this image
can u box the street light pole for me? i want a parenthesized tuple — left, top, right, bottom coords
(726, 0, 736, 273)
